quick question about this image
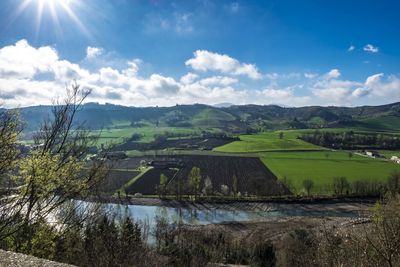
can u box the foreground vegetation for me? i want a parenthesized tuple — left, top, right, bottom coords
(1, 193, 399, 266)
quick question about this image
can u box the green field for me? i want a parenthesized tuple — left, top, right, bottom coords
(214, 130, 324, 152)
(92, 126, 212, 146)
(211, 130, 400, 195)
(260, 151, 400, 194)
(192, 108, 236, 127)
(96, 127, 400, 196)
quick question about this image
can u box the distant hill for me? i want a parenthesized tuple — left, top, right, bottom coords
(212, 102, 234, 108)
(7, 101, 400, 134)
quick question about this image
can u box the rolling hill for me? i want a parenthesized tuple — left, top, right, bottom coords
(8, 101, 400, 134)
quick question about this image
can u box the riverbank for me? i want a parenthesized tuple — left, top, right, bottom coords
(184, 215, 372, 252)
(81, 195, 375, 216)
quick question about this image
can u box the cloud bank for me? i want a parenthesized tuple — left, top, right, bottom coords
(0, 40, 399, 108)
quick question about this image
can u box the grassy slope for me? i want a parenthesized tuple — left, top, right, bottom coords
(348, 115, 400, 132)
(192, 108, 236, 127)
(260, 151, 400, 194)
(214, 130, 324, 152)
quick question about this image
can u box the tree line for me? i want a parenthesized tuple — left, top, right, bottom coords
(299, 130, 400, 150)
(283, 171, 400, 197)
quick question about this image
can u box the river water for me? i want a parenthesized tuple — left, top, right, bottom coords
(80, 201, 360, 226)
(74, 200, 364, 244)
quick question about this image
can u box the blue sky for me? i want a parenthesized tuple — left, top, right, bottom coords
(0, 0, 399, 107)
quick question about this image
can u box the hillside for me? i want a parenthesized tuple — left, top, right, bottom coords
(10, 101, 400, 134)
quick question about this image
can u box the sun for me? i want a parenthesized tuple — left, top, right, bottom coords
(13, 0, 90, 38)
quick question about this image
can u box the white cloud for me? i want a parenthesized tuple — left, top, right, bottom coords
(363, 44, 379, 53)
(352, 87, 370, 97)
(199, 76, 238, 86)
(180, 73, 198, 84)
(364, 73, 400, 97)
(86, 46, 103, 59)
(185, 50, 262, 80)
(136, 74, 180, 96)
(365, 73, 384, 87)
(347, 45, 355, 52)
(122, 60, 141, 77)
(313, 87, 351, 103)
(325, 69, 341, 79)
(311, 72, 365, 104)
(254, 88, 311, 106)
(0, 39, 58, 79)
(0, 40, 399, 108)
(304, 73, 317, 79)
(262, 89, 293, 99)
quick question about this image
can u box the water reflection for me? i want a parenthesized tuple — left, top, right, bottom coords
(76, 200, 358, 226)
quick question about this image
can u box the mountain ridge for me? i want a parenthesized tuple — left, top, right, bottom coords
(5, 101, 400, 133)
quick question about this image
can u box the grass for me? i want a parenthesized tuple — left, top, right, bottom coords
(356, 115, 400, 132)
(260, 151, 400, 195)
(91, 126, 205, 147)
(214, 130, 324, 152)
(213, 128, 400, 153)
(125, 149, 260, 157)
(192, 108, 236, 127)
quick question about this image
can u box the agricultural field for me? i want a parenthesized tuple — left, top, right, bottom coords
(109, 157, 145, 169)
(113, 137, 237, 152)
(97, 127, 400, 197)
(92, 126, 211, 147)
(98, 169, 140, 193)
(214, 130, 324, 152)
(260, 151, 400, 195)
(124, 168, 177, 195)
(124, 155, 289, 196)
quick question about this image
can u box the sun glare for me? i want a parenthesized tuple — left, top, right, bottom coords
(14, 0, 90, 39)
